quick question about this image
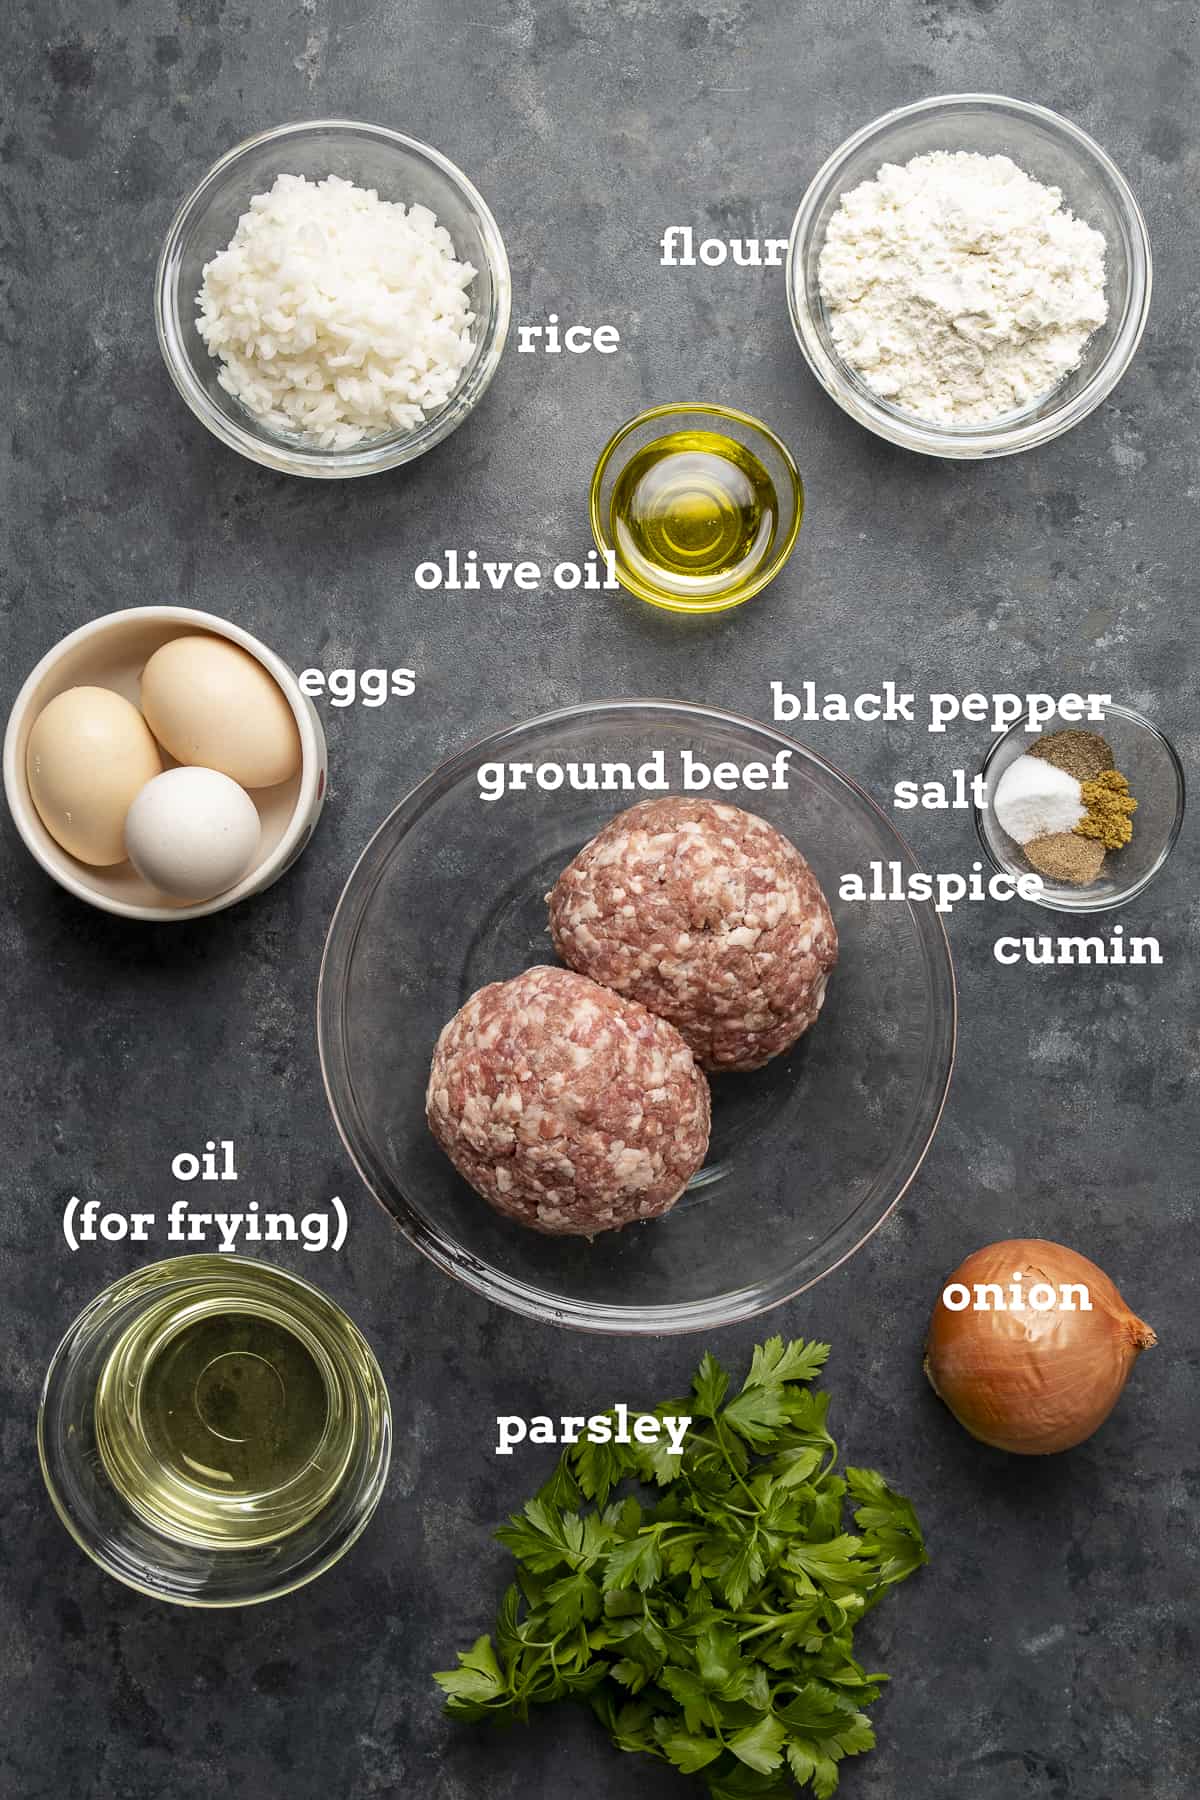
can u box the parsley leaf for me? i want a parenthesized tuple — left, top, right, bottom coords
(574, 1431, 633, 1507)
(729, 1714, 788, 1773)
(604, 1531, 664, 1593)
(693, 1351, 731, 1417)
(433, 1636, 507, 1717)
(846, 1466, 929, 1594)
(660, 1727, 726, 1774)
(744, 1337, 831, 1390)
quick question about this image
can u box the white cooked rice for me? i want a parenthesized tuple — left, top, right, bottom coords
(196, 172, 478, 450)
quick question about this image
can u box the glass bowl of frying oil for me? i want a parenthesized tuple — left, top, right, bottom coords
(590, 404, 803, 613)
(38, 1256, 391, 1605)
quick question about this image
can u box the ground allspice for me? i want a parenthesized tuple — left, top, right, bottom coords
(1025, 831, 1106, 884)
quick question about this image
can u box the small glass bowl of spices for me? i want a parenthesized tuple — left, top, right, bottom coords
(976, 703, 1184, 912)
(590, 404, 803, 613)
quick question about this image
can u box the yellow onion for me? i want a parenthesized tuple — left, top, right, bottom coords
(925, 1239, 1155, 1455)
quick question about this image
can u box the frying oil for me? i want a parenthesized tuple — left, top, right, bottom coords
(94, 1263, 366, 1550)
(610, 429, 779, 605)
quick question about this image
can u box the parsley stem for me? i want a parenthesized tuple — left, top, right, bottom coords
(734, 1611, 811, 1642)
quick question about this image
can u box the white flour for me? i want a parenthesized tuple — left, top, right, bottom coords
(817, 151, 1108, 425)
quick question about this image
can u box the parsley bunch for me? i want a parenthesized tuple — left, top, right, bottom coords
(435, 1338, 927, 1798)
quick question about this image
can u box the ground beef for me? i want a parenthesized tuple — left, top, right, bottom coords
(547, 797, 838, 1072)
(426, 965, 711, 1235)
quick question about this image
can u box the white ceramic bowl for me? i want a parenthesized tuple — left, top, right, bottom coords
(4, 607, 327, 921)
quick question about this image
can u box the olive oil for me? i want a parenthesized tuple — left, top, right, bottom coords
(93, 1261, 372, 1550)
(609, 429, 779, 606)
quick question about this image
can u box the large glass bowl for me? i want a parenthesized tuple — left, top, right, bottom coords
(787, 95, 1151, 458)
(318, 702, 956, 1334)
(156, 120, 511, 477)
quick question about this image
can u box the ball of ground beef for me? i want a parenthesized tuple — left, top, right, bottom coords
(547, 797, 838, 1072)
(426, 965, 711, 1235)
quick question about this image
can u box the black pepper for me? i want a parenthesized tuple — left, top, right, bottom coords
(1029, 729, 1114, 783)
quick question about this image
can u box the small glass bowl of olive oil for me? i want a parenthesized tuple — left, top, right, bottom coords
(590, 404, 803, 613)
(38, 1256, 391, 1606)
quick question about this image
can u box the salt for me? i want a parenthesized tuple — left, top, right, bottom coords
(992, 754, 1085, 844)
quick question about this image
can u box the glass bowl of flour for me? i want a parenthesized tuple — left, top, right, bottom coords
(788, 95, 1151, 458)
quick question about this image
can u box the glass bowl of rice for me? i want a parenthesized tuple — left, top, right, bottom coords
(156, 120, 511, 478)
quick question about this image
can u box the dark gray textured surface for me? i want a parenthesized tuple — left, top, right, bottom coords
(1, 3, 1197, 1797)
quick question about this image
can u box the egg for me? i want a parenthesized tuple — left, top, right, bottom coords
(141, 635, 302, 789)
(27, 686, 163, 866)
(124, 767, 262, 901)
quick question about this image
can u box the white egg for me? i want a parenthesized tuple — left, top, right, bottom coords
(124, 767, 261, 902)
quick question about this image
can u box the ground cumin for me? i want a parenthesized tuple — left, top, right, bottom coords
(1076, 769, 1138, 849)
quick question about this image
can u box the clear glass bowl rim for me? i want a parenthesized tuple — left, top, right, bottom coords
(154, 118, 512, 479)
(588, 403, 805, 612)
(973, 701, 1186, 913)
(317, 698, 958, 1335)
(786, 93, 1153, 459)
(37, 1254, 393, 1606)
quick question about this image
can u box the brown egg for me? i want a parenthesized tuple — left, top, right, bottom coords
(141, 635, 301, 790)
(26, 686, 162, 866)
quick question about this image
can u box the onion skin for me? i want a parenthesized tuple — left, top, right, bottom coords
(925, 1239, 1156, 1455)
